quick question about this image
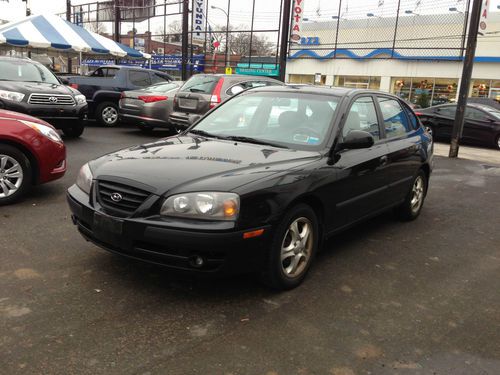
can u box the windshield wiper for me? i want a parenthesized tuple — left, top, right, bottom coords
(223, 136, 288, 149)
(188, 88, 205, 93)
(188, 129, 219, 138)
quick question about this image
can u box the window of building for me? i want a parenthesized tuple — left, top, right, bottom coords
(391, 77, 458, 108)
(336, 76, 381, 90)
(471, 80, 490, 98)
(288, 74, 315, 84)
(343, 97, 380, 141)
(377, 96, 410, 138)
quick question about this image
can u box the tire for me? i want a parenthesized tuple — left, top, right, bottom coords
(0, 145, 33, 205)
(395, 170, 427, 221)
(260, 204, 319, 290)
(96, 102, 119, 127)
(62, 123, 85, 138)
(425, 125, 435, 140)
(495, 135, 500, 150)
(138, 125, 154, 134)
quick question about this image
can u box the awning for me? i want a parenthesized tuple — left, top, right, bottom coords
(0, 14, 151, 59)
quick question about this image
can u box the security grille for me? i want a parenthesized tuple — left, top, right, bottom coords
(28, 94, 75, 106)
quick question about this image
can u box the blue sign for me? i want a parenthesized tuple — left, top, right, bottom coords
(82, 55, 205, 72)
(235, 63, 279, 77)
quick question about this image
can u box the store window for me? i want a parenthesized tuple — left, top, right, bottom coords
(471, 80, 490, 98)
(288, 74, 315, 84)
(391, 77, 458, 108)
(336, 76, 381, 90)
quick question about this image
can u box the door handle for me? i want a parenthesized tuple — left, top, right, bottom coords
(379, 155, 388, 166)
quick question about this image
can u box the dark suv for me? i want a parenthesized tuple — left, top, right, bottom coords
(169, 74, 283, 129)
(0, 56, 88, 137)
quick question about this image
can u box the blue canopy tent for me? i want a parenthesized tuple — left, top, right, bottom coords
(0, 14, 150, 59)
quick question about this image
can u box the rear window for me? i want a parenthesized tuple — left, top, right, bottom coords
(147, 83, 180, 93)
(180, 75, 219, 94)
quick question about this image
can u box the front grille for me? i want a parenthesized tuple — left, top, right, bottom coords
(28, 93, 75, 106)
(96, 180, 150, 216)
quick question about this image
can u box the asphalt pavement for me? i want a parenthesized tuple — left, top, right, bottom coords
(1, 126, 499, 375)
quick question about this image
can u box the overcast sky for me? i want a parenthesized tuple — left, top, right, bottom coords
(2, 0, 500, 33)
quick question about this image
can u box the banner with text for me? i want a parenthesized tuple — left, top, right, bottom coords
(290, 0, 305, 43)
(192, 0, 206, 41)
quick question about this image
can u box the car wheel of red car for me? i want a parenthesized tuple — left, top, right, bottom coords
(260, 204, 319, 290)
(0, 144, 32, 205)
(62, 123, 85, 138)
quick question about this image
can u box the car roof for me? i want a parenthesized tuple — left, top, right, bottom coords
(189, 73, 280, 80)
(0, 56, 42, 64)
(247, 85, 390, 98)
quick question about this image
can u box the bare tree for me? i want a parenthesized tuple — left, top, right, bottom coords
(210, 25, 274, 57)
(86, 21, 107, 35)
(154, 21, 182, 43)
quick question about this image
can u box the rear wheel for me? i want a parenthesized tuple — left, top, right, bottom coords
(62, 123, 85, 138)
(425, 124, 435, 140)
(395, 170, 427, 221)
(0, 145, 32, 205)
(260, 204, 319, 290)
(495, 135, 500, 150)
(96, 102, 119, 127)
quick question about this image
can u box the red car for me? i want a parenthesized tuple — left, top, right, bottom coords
(0, 110, 66, 205)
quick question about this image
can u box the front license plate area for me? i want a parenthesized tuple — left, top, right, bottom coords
(93, 212, 123, 244)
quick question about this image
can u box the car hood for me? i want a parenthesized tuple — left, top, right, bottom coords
(0, 80, 74, 96)
(89, 135, 321, 195)
(0, 109, 54, 127)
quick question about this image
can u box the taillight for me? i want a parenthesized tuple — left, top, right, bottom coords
(414, 111, 423, 116)
(210, 78, 225, 108)
(138, 95, 168, 103)
(70, 83, 79, 89)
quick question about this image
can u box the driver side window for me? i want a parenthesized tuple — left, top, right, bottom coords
(343, 97, 380, 141)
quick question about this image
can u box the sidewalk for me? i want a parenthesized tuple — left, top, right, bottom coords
(433, 142, 500, 165)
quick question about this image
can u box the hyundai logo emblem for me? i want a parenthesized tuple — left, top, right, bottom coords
(110, 192, 123, 202)
(49, 96, 58, 103)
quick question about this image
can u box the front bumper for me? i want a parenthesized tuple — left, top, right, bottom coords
(67, 185, 271, 275)
(169, 111, 201, 130)
(1, 101, 87, 128)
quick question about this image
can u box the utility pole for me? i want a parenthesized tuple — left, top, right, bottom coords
(66, 0, 71, 73)
(181, 0, 189, 80)
(114, 0, 121, 43)
(278, 0, 292, 82)
(449, 0, 483, 158)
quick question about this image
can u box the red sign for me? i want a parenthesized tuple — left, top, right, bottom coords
(290, 0, 305, 43)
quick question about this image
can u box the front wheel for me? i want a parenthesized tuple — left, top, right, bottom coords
(96, 102, 119, 127)
(395, 170, 427, 221)
(0, 145, 32, 205)
(260, 204, 319, 290)
(62, 123, 85, 138)
(495, 135, 500, 150)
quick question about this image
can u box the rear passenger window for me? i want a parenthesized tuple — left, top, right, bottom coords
(377, 97, 411, 138)
(151, 73, 170, 84)
(343, 97, 380, 141)
(129, 70, 151, 87)
(402, 104, 420, 130)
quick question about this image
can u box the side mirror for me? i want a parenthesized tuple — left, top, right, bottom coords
(339, 130, 374, 150)
(60, 78, 69, 85)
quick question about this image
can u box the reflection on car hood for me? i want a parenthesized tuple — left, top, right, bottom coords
(0, 80, 73, 96)
(90, 135, 320, 194)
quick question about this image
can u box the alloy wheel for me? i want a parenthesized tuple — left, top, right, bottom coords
(280, 217, 313, 278)
(0, 154, 24, 198)
(102, 107, 118, 125)
(410, 175, 425, 214)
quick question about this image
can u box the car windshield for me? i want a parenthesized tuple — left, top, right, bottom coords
(0, 61, 59, 84)
(180, 75, 219, 94)
(144, 83, 179, 93)
(189, 91, 339, 149)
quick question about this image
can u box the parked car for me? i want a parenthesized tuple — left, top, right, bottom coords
(0, 56, 87, 138)
(67, 86, 432, 290)
(416, 103, 500, 149)
(0, 109, 66, 205)
(169, 74, 284, 129)
(65, 65, 173, 127)
(119, 81, 183, 132)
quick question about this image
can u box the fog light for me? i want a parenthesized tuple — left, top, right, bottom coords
(190, 255, 205, 268)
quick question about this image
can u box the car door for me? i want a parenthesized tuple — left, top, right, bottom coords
(463, 106, 496, 144)
(328, 95, 392, 230)
(376, 95, 423, 203)
(432, 105, 456, 138)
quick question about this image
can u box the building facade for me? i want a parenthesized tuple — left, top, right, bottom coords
(286, 11, 500, 107)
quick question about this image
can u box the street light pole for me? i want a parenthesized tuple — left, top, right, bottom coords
(211, 4, 230, 69)
(449, 0, 483, 158)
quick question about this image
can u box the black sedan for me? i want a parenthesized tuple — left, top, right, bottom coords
(416, 103, 500, 150)
(67, 86, 433, 290)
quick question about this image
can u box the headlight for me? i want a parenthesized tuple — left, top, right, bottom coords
(19, 120, 63, 143)
(161, 192, 240, 221)
(75, 94, 86, 104)
(0, 89, 25, 102)
(76, 163, 93, 194)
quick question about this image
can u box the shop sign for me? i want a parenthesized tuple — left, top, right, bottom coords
(478, 0, 489, 35)
(236, 63, 279, 77)
(82, 55, 205, 72)
(192, 0, 206, 41)
(290, 0, 305, 43)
